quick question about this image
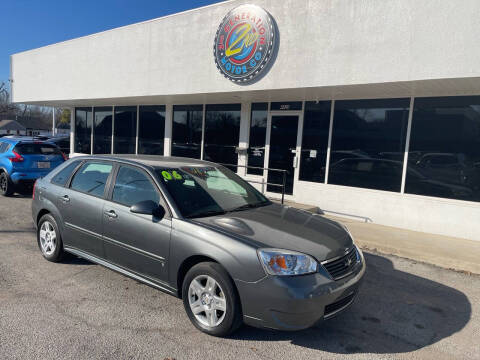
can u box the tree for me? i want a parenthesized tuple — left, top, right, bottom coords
(0, 82, 16, 114)
(58, 108, 71, 125)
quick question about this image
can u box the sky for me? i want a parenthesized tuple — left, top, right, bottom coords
(0, 0, 223, 87)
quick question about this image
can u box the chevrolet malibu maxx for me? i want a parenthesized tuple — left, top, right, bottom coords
(32, 155, 365, 336)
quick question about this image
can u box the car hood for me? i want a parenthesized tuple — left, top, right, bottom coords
(192, 203, 353, 262)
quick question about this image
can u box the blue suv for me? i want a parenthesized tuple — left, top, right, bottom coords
(0, 137, 66, 196)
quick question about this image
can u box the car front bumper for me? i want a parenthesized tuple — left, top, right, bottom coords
(235, 247, 366, 331)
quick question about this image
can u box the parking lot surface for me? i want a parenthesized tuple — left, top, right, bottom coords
(0, 195, 479, 360)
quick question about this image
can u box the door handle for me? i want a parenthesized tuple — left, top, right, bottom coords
(104, 210, 118, 219)
(59, 195, 70, 203)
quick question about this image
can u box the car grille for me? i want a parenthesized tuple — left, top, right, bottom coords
(322, 247, 358, 280)
(324, 292, 355, 318)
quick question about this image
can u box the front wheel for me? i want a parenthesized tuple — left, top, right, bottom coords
(0, 172, 14, 196)
(37, 214, 65, 262)
(182, 262, 243, 337)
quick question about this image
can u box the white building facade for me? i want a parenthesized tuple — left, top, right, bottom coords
(10, 0, 480, 241)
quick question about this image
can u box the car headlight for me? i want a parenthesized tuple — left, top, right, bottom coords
(257, 249, 318, 276)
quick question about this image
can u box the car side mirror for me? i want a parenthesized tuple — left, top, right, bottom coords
(130, 200, 165, 218)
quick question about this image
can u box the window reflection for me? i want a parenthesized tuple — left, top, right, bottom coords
(138, 105, 165, 155)
(248, 103, 268, 175)
(405, 96, 480, 202)
(114, 106, 137, 154)
(93, 107, 112, 154)
(299, 101, 331, 183)
(328, 98, 410, 192)
(204, 104, 241, 171)
(172, 105, 203, 159)
(74, 107, 92, 154)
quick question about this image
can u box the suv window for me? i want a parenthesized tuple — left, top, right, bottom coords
(51, 161, 81, 186)
(112, 166, 159, 207)
(14, 143, 61, 155)
(70, 162, 113, 197)
(0, 143, 7, 153)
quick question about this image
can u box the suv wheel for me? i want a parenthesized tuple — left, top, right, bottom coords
(37, 214, 65, 262)
(0, 172, 14, 196)
(182, 262, 243, 337)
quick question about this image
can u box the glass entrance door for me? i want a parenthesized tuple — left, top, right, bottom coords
(266, 115, 300, 195)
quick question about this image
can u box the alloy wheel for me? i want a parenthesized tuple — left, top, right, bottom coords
(39, 221, 57, 256)
(0, 175, 7, 192)
(188, 275, 227, 327)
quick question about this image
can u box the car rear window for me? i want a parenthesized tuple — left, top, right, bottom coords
(70, 162, 113, 197)
(13, 143, 61, 155)
(51, 160, 82, 186)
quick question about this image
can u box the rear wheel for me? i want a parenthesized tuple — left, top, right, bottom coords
(37, 214, 65, 262)
(0, 172, 14, 196)
(182, 262, 243, 337)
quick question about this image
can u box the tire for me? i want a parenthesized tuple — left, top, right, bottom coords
(0, 172, 14, 196)
(182, 262, 243, 337)
(37, 214, 65, 262)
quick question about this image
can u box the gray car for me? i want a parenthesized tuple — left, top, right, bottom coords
(31, 155, 365, 336)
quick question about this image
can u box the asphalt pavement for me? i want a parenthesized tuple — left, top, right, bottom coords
(0, 195, 479, 359)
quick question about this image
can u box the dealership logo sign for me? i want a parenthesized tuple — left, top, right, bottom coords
(214, 4, 277, 84)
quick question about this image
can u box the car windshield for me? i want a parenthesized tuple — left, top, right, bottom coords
(13, 143, 61, 155)
(155, 165, 270, 218)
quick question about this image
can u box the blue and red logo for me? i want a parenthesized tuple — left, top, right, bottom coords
(214, 5, 276, 84)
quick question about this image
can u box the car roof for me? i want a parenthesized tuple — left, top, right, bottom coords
(71, 154, 220, 169)
(0, 137, 52, 145)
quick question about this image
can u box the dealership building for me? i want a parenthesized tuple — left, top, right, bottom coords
(10, 0, 480, 241)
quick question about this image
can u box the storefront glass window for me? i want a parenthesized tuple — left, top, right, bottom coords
(74, 107, 92, 154)
(138, 105, 165, 155)
(204, 104, 241, 170)
(405, 96, 480, 202)
(114, 106, 137, 154)
(328, 98, 410, 192)
(172, 105, 203, 159)
(299, 101, 331, 183)
(247, 103, 268, 175)
(93, 107, 113, 154)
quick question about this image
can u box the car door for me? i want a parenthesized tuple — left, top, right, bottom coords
(102, 164, 171, 283)
(57, 160, 114, 258)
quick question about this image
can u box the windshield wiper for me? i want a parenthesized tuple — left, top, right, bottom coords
(186, 210, 227, 219)
(227, 201, 271, 213)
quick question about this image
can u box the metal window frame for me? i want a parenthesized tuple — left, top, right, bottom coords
(200, 104, 206, 160)
(400, 97, 415, 194)
(324, 100, 335, 184)
(135, 105, 140, 155)
(111, 106, 115, 154)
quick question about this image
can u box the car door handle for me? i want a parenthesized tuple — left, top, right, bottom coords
(59, 195, 70, 203)
(104, 210, 118, 219)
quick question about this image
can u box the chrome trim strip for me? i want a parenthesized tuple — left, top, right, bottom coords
(65, 222, 102, 239)
(103, 236, 165, 262)
(324, 292, 356, 320)
(64, 247, 176, 295)
(65, 222, 166, 262)
(321, 245, 356, 265)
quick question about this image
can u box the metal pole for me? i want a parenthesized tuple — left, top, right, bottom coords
(281, 170, 286, 204)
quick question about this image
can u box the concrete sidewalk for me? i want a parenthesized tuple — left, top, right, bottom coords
(280, 200, 480, 275)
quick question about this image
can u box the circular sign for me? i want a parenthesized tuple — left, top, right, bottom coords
(214, 5, 276, 84)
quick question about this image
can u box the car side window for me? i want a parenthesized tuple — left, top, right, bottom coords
(0, 143, 9, 153)
(112, 166, 160, 207)
(70, 162, 113, 197)
(51, 161, 81, 186)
